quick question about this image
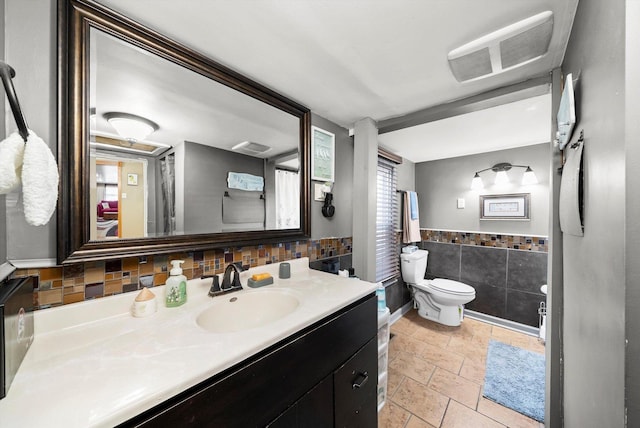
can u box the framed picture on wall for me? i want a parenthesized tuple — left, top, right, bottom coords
(480, 193, 530, 220)
(127, 173, 138, 186)
(311, 126, 335, 182)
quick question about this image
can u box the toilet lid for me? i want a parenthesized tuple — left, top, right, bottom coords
(429, 278, 475, 295)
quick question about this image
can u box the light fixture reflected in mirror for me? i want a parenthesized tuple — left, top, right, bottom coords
(470, 162, 537, 189)
(104, 112, 159, 142)
(521, 166, 538, 185)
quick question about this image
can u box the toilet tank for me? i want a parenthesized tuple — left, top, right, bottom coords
(400, 250, 428, 283)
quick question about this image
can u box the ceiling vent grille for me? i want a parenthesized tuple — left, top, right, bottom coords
(231, 141, 272, 156)
(448, 11, 554, 82)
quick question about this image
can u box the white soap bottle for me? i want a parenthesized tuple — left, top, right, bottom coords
(165, 260, 187, 307)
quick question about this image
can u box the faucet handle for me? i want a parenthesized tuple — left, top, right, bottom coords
(201, 275, 221, 296)
(232, 270, 242, 289)
(210, 275, 221, 294)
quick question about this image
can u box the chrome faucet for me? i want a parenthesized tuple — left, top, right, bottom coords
(200, 263, 243, 297)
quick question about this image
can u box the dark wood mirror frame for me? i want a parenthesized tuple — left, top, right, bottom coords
(57, 0, 311, 264)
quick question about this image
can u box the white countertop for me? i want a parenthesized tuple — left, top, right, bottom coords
(0, 258, 376, 427)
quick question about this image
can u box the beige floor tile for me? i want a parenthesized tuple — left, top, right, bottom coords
(428, 367, 481, 409)
(392, 377, 450, 427)
(465, 318, 493, 337)
(390, 332, 427, 356)
(525, 337, 546, 355)
(491, 326, 527, 343)
(447, 336, 487, 364)
(411, 326, 452, 348)
(378, 400, 411, 428)
(470, 333, 492, 348)
(509, 335, 532, 350)
(406, 415, 437, 428)
(387, 366, 405, 398)
(388, 351, 436, 385)
(392, 316, 420, 336)
(459, 357, 486, 385)
(445, 320, 476, 340)
(389, 313, 545, 428)
(477, 397, 541, 428)
(420, 344, 465, 374)
(441, 400, 506, 428)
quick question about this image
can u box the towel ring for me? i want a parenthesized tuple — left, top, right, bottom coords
(0, 61, 29, 142)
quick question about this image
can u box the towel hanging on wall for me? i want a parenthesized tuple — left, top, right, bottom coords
(403, 191, 421, 243)
(21, 130, 59, 226)
(0, 61, 59, 226)
(0, 131, 25, 193)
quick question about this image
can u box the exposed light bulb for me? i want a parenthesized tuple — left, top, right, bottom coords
(471, 173, 484, 190)
(522, 167, 538, 185)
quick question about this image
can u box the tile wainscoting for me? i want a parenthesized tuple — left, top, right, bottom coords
(11, 237, 352, 310)
(416, 230, 548, 328)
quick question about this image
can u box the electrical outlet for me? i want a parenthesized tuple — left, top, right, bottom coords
(457, 198, 465, 209)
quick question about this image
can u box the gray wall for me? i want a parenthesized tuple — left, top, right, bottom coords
(310, 113, 353, 240)
(415, 143, 550, 236)
(5, 0, 56, 263)
(0, 0, 6, 268)
(561, 0, 626, 425)
(182, 142, 264, 234)
(626, 0, 640, 424)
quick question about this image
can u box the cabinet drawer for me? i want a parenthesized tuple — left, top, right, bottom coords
(334, 337, 378, 428)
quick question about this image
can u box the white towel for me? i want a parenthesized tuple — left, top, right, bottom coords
(0, 131, 26, 194)
(402, 191, 421, 243)
(21, 130, 59, 226)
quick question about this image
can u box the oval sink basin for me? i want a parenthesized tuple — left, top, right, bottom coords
(196, 290, 300, 333)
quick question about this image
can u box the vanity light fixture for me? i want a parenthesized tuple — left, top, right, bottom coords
(104, 112, 159, 142)
(470, 162, 538, 189)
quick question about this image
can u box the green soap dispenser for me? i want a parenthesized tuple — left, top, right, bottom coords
(165, 260, 187, 307)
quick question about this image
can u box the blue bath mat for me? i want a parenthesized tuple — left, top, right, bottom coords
(483, 340, 545, 422)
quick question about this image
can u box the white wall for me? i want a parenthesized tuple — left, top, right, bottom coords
(415, 143, 550, 236)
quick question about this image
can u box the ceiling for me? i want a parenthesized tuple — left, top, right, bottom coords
(97, 0, 578, 162)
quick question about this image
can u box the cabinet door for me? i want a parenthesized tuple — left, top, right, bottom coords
(334, 337, 378, 428)
(268, 375, 333, 428)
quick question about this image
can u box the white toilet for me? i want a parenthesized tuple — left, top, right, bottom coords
(400, 249, 475, 327)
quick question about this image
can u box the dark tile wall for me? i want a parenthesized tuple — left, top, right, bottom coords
(415, 240, 547, 327)
(384, 279, 412, 314)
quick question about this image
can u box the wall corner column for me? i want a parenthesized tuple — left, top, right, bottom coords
(351, 118, 378, 282)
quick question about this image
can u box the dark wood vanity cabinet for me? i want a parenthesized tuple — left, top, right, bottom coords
(120, 294, 377, 428)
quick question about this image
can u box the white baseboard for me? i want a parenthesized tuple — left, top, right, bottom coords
(464, 309, 539, 337)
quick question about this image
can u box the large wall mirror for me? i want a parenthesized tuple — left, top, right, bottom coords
(58, 0, 311, 264)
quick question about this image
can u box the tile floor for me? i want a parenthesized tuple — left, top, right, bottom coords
(378, 309, 545, 428)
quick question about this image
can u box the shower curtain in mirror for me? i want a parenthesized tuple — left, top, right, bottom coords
(275, 169, 299, 229)
(159, 153, 176, 234)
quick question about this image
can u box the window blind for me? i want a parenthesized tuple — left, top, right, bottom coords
(376, 156, 399, 283)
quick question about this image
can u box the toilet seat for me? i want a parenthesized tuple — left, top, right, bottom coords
(415, 278, 475, 296)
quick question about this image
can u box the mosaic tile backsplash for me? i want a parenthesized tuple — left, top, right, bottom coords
(419, 229, 548, 252)
(12, 237, 352, 310)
